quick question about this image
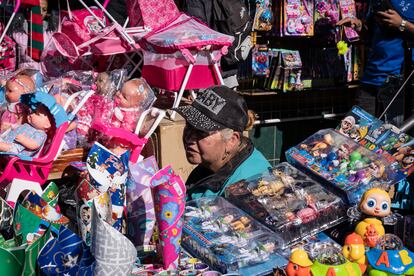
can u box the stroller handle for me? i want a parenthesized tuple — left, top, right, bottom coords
(14, 0, 21, 12)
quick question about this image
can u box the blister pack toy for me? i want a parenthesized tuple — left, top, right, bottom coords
(252, 45, 270, 77)
(337, 106, 414, 176)
(182, 196, 287, 275)
(286, 129, 405, 205)
(253, 0, 273, 31)
(225, 163, 346, 246)
(283, 0, 314, 36)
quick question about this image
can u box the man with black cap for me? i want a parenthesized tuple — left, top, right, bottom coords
(174, 85, 271, 199)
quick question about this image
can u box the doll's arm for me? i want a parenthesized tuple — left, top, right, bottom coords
(0, 141, 13, 152)
(15, 134, 42, 150)
(67, 121, 77, 132)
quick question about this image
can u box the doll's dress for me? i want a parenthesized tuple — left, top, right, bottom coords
(0, 123, 47, 156)
(111, 107, 143, 133)
(0, 103, 27, 133)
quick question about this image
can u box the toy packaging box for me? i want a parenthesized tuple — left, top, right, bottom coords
(285, 129, 405, 205)
(225, 162, 346, 246)
(278, 232, 342, 259)
(283, 0, 314, 36)
(337, 106, 414, 176)
(182, 196, 287, 275)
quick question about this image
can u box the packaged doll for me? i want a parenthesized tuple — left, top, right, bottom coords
(0, 74, 35, 133)
(0, 104, 54, 157)
(111, 78, 156, 133)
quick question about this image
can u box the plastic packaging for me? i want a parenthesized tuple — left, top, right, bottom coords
(285, 129, 405, 204)
(182, 196, 287, 275)
(225, 162, 346, 246)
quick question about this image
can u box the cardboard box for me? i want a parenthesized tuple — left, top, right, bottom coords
(155, 116, 196, 182)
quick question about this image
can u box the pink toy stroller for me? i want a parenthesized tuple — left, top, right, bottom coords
(0, 90, 94, 187)
(75, 0, 234, 119)
(91, 107, 165, 163)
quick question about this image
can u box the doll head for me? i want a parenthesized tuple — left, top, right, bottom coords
(40, 0, 48, 19)
(359, 188, 391, 218)
(115, 78, 155, 109)
(340, 116, 355, 134)
(5, 75, 35, 103)
(96, 72, 110, 96)
(27, 104, 55, 133)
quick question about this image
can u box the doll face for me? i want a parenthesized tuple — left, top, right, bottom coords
(27, 106, 52, 131)
(115, 80, 146, 108)
(360, 190, 391, 217)
(5, 76, 34, 103)
(96, 73, 109, 95)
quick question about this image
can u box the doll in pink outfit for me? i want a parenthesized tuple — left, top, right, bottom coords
(0, 104, 53, 157)
(0, 74, 35, 133)
(111, 78, 156, 133)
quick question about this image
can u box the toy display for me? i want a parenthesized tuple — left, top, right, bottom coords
(182, 196, 287, 275)
(286, 128, 405, 204)
(283, 0, 314, 36)
(366, 234, 414, 275)
(348, 188, 400, 247)
(336, 106, 414, 176)
(252, 45, 269, 77)
(254, 0, 273, 31)
(225, 162, 346, 245)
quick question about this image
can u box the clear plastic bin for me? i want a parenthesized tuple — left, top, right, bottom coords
(225, 162, 346, 246)
(182, 196, 287, 275)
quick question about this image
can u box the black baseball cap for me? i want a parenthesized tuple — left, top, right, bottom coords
(173, 86, 248, 133)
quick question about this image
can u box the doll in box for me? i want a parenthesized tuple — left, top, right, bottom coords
(0, 104, 53, 157)
(0, 74, 35, 133)
(111, 78, 156, 133)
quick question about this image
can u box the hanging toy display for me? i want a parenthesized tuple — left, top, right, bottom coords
(254, 0, 273, 31)
(348, 188, 401, 247)
(283, 0, 314, 36)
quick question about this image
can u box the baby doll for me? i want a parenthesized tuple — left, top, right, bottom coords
(54, 93, 78, 150)
(0, 74, 35, 133)
(0, 104, 53, 157)
(111, 78, 156, 133)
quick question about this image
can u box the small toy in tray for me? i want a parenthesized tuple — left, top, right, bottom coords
(285, 129, 405, 204)
(182, 196, 287, 275)
(225, 162, 346, 246)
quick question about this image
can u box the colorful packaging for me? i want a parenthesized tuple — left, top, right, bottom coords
(126, 156, 159, 251)
(283, 0, 314, 36)
(151, 166, 186, 270)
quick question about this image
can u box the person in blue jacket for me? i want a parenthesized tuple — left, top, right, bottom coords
(174, 85, 271, 200)
(338, 0, 414, 126)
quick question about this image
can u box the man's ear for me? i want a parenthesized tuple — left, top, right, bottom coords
(229, 131, 241, 147)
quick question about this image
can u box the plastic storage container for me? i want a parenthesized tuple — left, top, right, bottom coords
(285, 129, 404, 204)
(182, 196, 288, 275)
(225, 162, 346, 246)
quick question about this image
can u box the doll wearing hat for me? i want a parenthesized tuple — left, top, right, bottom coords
(110, 78, 155, 133)
(0, 74, 35, 133)
(0, 104, 53, 156)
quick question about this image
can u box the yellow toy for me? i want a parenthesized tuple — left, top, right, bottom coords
(342, 233, 367, 273)
(285, 249, 313, 276)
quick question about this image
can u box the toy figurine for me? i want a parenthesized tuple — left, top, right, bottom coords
(111, 78, 156, 133)
(286, 249, 312, 276)
(0, 74, 35, 133)
(0, 103, 53, 157)
(348, 188, 400, 247)
(366, 234, 414, 275)
(338, 116, 356, 136)
(342, 233, 367, 273)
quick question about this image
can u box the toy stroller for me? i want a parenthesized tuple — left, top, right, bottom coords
(0, 89, 94, 188)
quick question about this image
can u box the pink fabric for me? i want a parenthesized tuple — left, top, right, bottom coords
(77, 94, 114, 136)
(142, 64, 220, 91)
(140, 13, 233, 54)
(0, 104, 27, 133)
(127, 0, 180, 30)
(110, 109, 142, 133)
(0, 34, 16, 72)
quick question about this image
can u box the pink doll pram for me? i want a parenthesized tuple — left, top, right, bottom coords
(139, 12, 234, 118)
(0, 89, 93, 188)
